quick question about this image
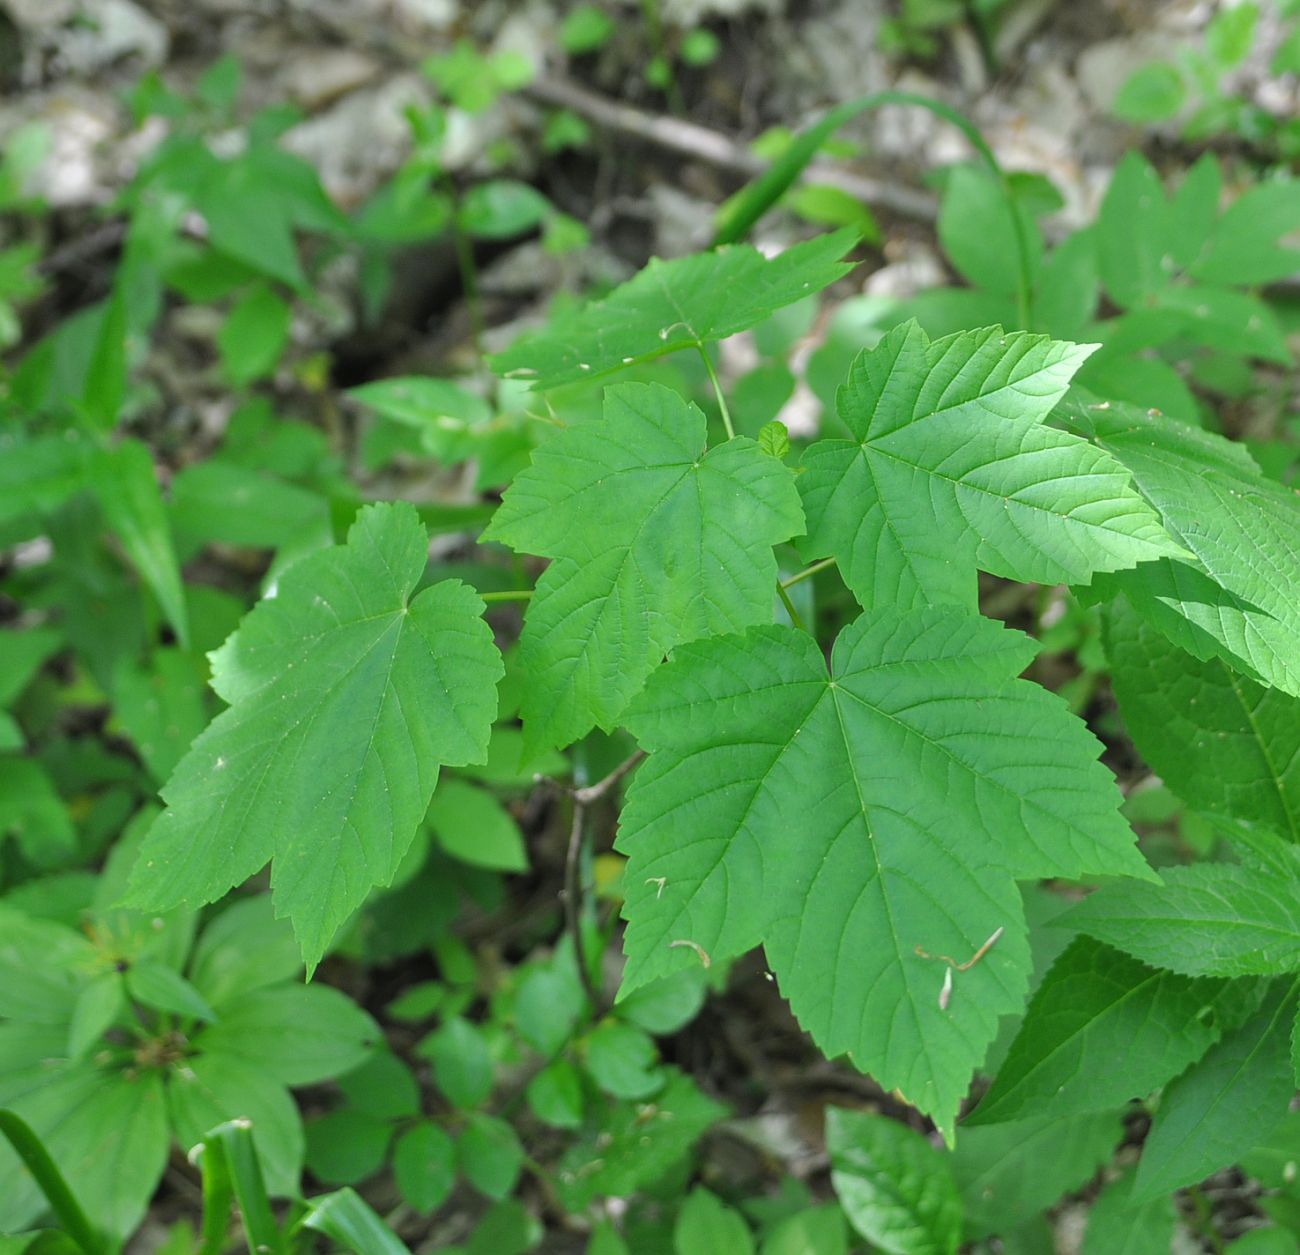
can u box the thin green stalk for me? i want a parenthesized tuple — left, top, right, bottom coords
(713, 90, 1034, 329)
(204, 1121, 281, 1255)
(0, 1110, 108, 1255)
(781, 557, 836, 589)
(195, 1131, 235, 1255)
(776, 580, 806, 632)
(445, 182, 486, 360)
(480, 589, 533, 604)
(697, 345, 736, 440)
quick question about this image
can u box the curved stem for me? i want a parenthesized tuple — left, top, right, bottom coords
(781, 557, 836, 589)
(714, 90, 1034, 328)
(0, 1110, 108, 1255)
(776, 580, 806, 632)
(564, 801, 604, 1013)
(698, 345, 736, 441)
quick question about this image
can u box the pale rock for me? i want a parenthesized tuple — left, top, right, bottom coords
(281, 48, 382, 111)
(55, 0, 168, 74)
(661, 0, 782, 22)
(1075, 31, 1195, 116)
(16, 91, 119, 206)
(283, 73, 431, 207)
(3, 0, 76, 30)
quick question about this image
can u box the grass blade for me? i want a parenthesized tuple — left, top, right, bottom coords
(0, 1110, 109, 1255)
(300, 1189, 411, 1255)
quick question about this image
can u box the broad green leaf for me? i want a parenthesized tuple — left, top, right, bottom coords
(513, 961, 585, 1056)
(125, 503, 503, 967)
(67, 973, 125, 1060)
(0, 1065, 169, 1238)
(337, 1050, 420, 1121)
(81, 289, 128, 430)
(1096, 152, 1170, 309)
(1080, 1170, 1175, 1255)
(166, 1052, 302, 1196)
(1135, 980, 1298, 1200)
(347, 377, 491, 459)
(169, 462, 330, 553)
(218, 284, 291, 386)
(483, 382, 803, 755)
(1206, 1, 1258, 67)
(1192, 179, 1300, 286)
(193, 984, 377, 1086)
(458, 179, 551, 239)
(796, 323, 1181, 611)
(305, 1110, 392, 1185)
(1059, 395, 1300, 698)
(0, 758, 76, 870)
(489, 231, 856, 388)
(393, 1120, 456, 1214)
(110, 648, 208, 783)
(555, 1070, 726, 1211)
(760, 1207, 849, 1255)
(1166, 154, 1221, 272)
(970, 937, 1248, 1125)
(1105, 604, 1300, 840)
(526, 1058, 584, 1128)
(0, 629, 62, 708)
(1154, 285, 1291, 364)
(125, 960, 215, 1023)
(617, 611, 1151, 1136)
(1241, 1109, 1300, 1190)
(826, 1108, 960, 1255)
(457, 1113, 523, 1200)
(617, 969, 708, 1036)
(90, 440, 189, 647)
(584, 1021, 663, 1100)
(425, 778, 527, 872)
(420, 1016, 493, 1108)
(1065, 862, 1300, 978)
(675, 1189, 754, 1255)
(950, 1110, 1122, 1239)
(1112, 62, 1186, 122)
(1094, 557, 1300, 701)
(938, 164, 1042, 299)
(186, 895, 302, 1011)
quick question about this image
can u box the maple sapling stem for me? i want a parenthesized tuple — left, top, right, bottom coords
(564, 801, 604, 1012)
(698, 345, 736, 440)
(481, 589, 534, 603)
(781, 557, 836, 589)
(572, 750, 646, 805)
(776, 580, 807, 632)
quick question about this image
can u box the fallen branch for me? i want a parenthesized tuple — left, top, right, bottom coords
(523, 75, 939, 226)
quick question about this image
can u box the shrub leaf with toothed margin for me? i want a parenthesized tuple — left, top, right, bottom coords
(796, 322, 1185, 611)
(615, 609, 1153, 1139)
(487, 230, 857, 388)
(1059, 393, 1300, 697)
(482, 382, 803, 756)
(125, 502, 503, 969)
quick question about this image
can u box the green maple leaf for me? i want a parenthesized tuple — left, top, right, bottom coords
(797, 322, 1185, 611)
(1060, 394, 1300, 697)
(126, 503, 502, 968)
(1105, 603, 1300, 840)
(969, 937, 1251, 1126)
(1064, 860, 1300, 979)
(488, 230, 856, 388)
(483, 382, 803, 755)
(616, 609, 1153, 1137)
(1133, 979, 1298, 1202)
